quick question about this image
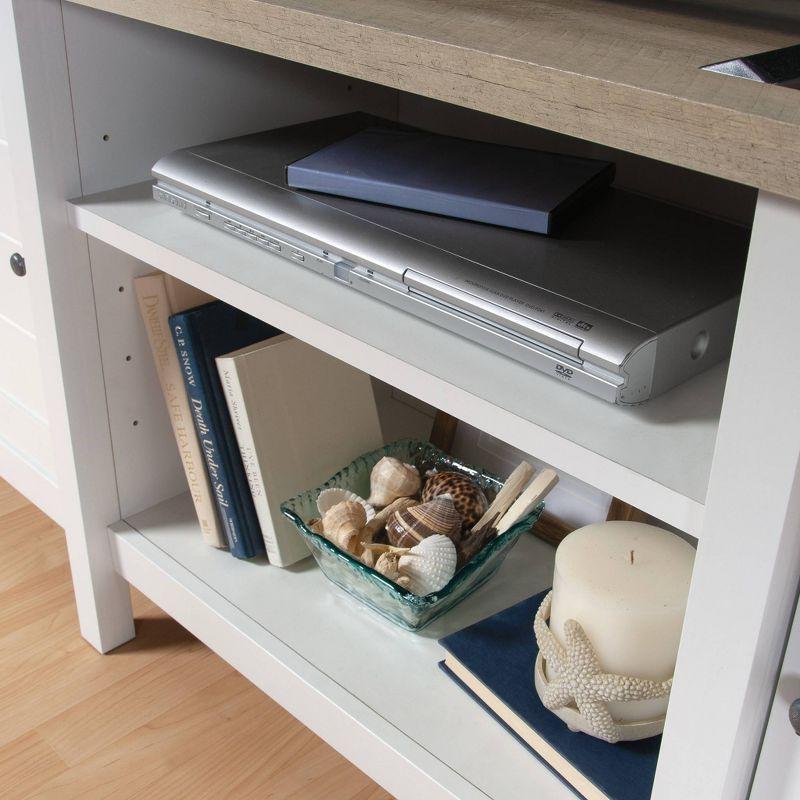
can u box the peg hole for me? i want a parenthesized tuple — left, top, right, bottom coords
(102, 134, 110, 142)
(690, 330, 709, 361)
(132, 420, 139, 427)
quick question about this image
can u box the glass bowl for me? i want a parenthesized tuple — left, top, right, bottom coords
(281, 439, 544, 631)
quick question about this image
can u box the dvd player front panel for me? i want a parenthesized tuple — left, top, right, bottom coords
(153, 181, 643, 403)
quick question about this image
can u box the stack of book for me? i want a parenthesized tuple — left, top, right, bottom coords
(135, 273, 384, 565)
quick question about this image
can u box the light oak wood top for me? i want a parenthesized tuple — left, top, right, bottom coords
(68, 0, 800, 198)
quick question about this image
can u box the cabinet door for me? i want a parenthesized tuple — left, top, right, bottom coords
(751, 594, 800, 799)
(0, 8, 59, 520)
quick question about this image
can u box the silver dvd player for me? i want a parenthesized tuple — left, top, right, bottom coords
(152, 114, 749, 404)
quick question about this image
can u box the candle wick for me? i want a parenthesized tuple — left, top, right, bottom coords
(630, 549, 634, 565)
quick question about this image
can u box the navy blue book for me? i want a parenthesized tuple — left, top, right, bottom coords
(170, 301, 281, 559)
(286, 127, 614, 234)
(439, 591, 660, 800)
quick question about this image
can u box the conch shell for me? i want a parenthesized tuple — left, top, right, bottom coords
(317, 487, 375, 522)
(399, 534, 457, 596)
(322, 500, 367, 554)
(386, 495, 463, 548)
(367, 457, 421, 508)
(374, 550, 411, 589)
(422, 471, 489, 530)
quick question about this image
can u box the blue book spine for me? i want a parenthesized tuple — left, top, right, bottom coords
(171, 314, 264, 559)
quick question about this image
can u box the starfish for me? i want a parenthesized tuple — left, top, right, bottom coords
(533, 591, 672, 744)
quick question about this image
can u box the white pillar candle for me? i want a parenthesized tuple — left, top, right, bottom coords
(548, 521, 695, 724)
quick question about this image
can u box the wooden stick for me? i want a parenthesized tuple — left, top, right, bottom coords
(496, 468, 559, 534)
(471, 461, 535, 534)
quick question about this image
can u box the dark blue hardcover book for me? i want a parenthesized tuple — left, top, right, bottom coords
(170, 301, 281, 559)
(439, 591, 660, 800)
(286, 127, 614, 234)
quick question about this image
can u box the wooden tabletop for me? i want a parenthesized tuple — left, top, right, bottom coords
(68, 0, 800, 198)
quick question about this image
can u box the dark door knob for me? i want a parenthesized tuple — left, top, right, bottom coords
(9, 253, 26, 277)
(790, 698, 800, 735)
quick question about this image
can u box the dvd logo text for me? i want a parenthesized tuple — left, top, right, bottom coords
(555, 364, 573, 380)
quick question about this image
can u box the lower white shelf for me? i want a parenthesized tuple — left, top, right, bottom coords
(110, 491, 570, 800)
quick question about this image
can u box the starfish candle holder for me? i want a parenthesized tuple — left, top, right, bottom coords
(533, 591, 672, 744)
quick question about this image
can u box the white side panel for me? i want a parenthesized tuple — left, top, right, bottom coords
(751, 589, 800, 800)
(0, 140, 22, 241)
(3, 0, 133, 652)
(654, 192, 800, 800)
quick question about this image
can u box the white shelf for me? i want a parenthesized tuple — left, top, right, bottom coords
(70, 183, 725, 535)
(110, 492, 567, 800)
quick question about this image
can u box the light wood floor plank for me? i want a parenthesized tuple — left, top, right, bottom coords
(0, 479, 392, 799)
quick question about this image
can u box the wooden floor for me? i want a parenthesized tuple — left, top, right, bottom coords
(0, 479, 392, 799)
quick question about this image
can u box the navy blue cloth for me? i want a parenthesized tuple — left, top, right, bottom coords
(439, 591, 660, 800)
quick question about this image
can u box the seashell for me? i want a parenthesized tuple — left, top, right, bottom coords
(307, 517, 325, 535)
(362, 496, 418, 540)
(322, 500, 367, 554)
(374, 550, 412, 589)
(398, 534, 457, 596)
(366, 456, 421, 508)
(317, 487, 376, 522)
(422, 471, 489, 530)
(386, 495, 462, 548)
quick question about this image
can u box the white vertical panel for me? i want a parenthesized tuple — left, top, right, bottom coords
(654, 192, 800, 800)
(751, 589, 800, 800)
(3, 0, 134, 652)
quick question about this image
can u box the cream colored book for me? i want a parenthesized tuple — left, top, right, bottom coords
(216, 335, 384, 566)
(134, 273, 225, 548)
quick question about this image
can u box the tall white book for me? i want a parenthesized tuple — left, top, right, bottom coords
(216, 335, 384, 566)
(134, 273, 225, 548)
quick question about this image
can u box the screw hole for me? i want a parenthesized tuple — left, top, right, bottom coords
(118, 286, 124, 293)
(132, 420, 139, 427)
(690, 330, 709, 361)
(102, 134, 110, 142)
(125, 355, 132, 362)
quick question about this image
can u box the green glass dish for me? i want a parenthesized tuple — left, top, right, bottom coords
(281, 439, 544, 631)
